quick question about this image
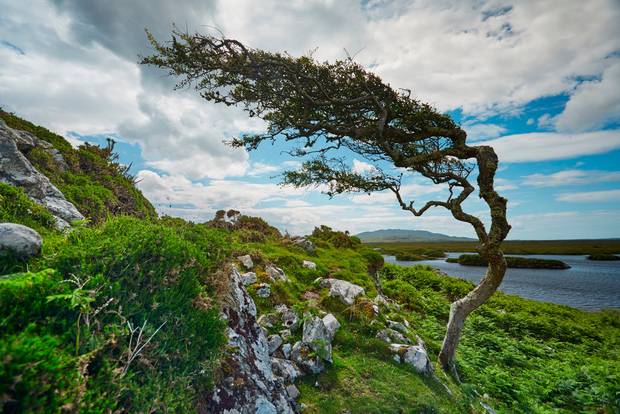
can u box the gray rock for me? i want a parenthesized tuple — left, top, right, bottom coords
(271, 357, 301, 381)
(204, 268, 296, 413)
(374, 294, 389, 307)
(292, 237, 315, 254)
(387, 319, 408, 334)
(389, 343, 433, 376)
(241, 271, 257, 286)
(302, 316, 332, 362)
(257, 313, 278, 329)
(276, 305, 300, 331)
(322, 313, 340, 340)
(238, 254, 254, 269)
(376, 328, 411, 344)
(282, 343, 292, 359)
(280, 329, 292, 341)
(302, 260, 316, 270)
(266, 264, 288, 282)
(256, 283, 271, 298)
(286, 384, 300, 400)
(320, 278, 365, 305)
(290, 341, 325, 374)
(268, 334, 283, 355)
(0, 223, 42, 258)
(0, 120, 84, 228)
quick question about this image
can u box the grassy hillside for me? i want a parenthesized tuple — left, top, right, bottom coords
(0, 109, 156, 223)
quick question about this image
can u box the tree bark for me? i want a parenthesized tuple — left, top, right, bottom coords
(438, 250, 507, 376)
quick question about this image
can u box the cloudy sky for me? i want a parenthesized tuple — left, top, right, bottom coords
(1, 0, 619, 238)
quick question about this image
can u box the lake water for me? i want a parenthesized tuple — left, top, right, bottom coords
(384, 253, 620, 311)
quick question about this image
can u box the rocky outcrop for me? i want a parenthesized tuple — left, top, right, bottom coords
(203, 268, 297, 414)
(0, 223, 42, 258)
(319, 278, 365, 305)
(0, 120, 83, 228)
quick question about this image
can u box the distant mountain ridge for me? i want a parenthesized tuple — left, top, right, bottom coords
(356, 228, 475, 242)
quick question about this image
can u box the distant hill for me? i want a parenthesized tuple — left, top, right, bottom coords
(356, 228, 475, 242)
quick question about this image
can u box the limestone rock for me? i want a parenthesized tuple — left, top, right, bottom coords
(268, 334, 283, 355)
(241, 271, 257, 286)
(238, 254, 254, 269)
(302, 316, 332, 362)
(320, 278, 365, 305)
(282, 343, 292, 359)
(271, 357, 301, 382)
(204, 268, 296, 413)
(302, 260, 316, 270)
(290, 341, 325, 374)
(387, 319, 408, 334)
(0, 120, 84, 228)
(286, 384, 300, 400)
(0, 223, 42, 258)
(376, 328, 411, 344)
(389, 343, 433, 376)
(275, 304, 300, 331)
(256, 283, 271, 298)
(322, 313, 340, 340)
(266, 264, 288, 282)
(292, 237, 315, 254)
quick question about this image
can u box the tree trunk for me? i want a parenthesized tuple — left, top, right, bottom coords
(438, 250, 507, 376)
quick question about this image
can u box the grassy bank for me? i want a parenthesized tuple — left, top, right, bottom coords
(446, 254, 571, 269)
(588, 254, 620, 261)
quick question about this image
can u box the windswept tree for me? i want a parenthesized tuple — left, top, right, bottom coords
(142, 29, 511, 375)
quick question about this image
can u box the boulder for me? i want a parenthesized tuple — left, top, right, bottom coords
(237, 254, 254, 269)
(320, 278, 365, 305)
(0, 120, 84, 228)
(256, 283, 271, 298)
(271, 357, 302, 382)
(302, 316, 332, 362)
(241, 271, 257, 286)
(292, 237, 315, 254)
(290, 341, 325, 374)
(0, 223, 42, 258)
(205, 268, 296, 413)
(286, 385, 300, 400)
(268, 334, 283, 355)
(389, 343, 433, 376)
(322, 313, 340, 340)
(266, 264, 288, 282)
(281, 343, 292, 359)
(302, 260, 316, 270)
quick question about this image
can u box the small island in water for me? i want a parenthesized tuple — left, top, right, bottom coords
(447, 254, 571, 269)
(587, 253, 620, 261)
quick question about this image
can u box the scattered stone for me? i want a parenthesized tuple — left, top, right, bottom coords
(376, 328, 411, 344)
(282, 343, 292, 359)
(389, 343, 433, 376)
(256, 283, 271, 298)
(276, 305, 300, 330)
(205, 268, 295, 413)
(302, 260, 317, 270)
(0, 223, 42, 258)
(280, 329, 292, 341)
(374, 294, 389, 307)
(241, 271, 257, 286)
(322, 313, 340, 340)
(301, 291, 321, 304)
(290, 341, 325, 374)
(237, 254, 254, 269)
(292, 237, 315, 254)
(387, 320, 408, 334)
(286, 384, 300, 400)
(271, 357, 302, 382)
(257, 313, 278, 328)
(372, 304, 380, 315)
(320, 278, 365, 305)
(302, 316, 332, 362)
(266, 264, 288, 282)
(268, 334, 283, 355)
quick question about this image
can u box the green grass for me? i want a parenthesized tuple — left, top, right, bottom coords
(588, 254, 620, 261)
(371, 240, 620, 256)
(0, 216, 229, 413)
